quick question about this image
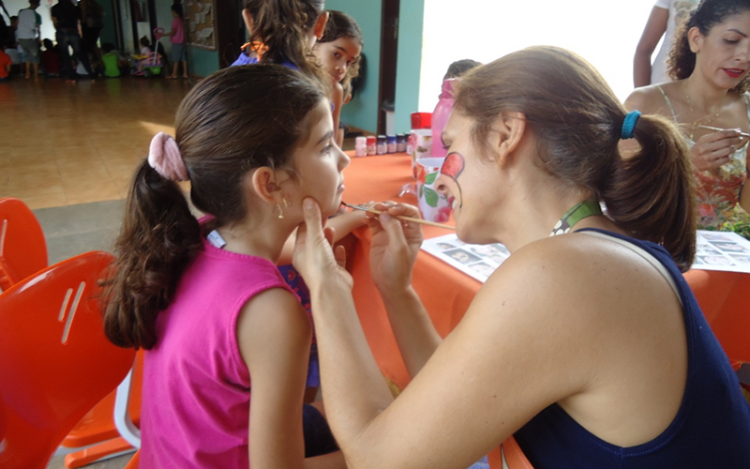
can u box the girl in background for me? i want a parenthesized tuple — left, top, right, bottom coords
(104, 65, 347, 469)
(164, 4, 187, 79)
(313, 10, 362, 147)
(232, 0, 328, 81)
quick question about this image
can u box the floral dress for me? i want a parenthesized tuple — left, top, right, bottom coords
(658, 87, 750, 229)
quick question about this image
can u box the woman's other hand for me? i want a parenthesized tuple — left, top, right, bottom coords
(367, 203, 424, 293)
(293, 198, 352, 291)
(691, 129, 745, 171)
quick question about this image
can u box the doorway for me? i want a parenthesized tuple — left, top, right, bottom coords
(378, 0, 400, 135)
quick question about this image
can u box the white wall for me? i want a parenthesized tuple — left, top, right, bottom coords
(419, 0, 659, 111)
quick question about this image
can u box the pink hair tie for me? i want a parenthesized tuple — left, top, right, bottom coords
(148, 132, 189, 182)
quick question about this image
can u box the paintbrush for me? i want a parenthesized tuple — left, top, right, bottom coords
(698, 125, 750, 138)
(342, 202, 455, 230)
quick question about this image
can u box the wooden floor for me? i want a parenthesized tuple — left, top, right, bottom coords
(1, 76, 193, 208)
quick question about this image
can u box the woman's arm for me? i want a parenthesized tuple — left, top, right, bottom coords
(293, 199, 590, 469)
(634, 6, 669, 87)
(277, 209, 368, 265)
(367, 204, 441, 376)
(238, 287, 346, 469)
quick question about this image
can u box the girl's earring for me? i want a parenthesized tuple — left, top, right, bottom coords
(277, 198, 289, 219)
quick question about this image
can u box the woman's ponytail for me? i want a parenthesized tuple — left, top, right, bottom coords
(603, 114, 696, 271)
(103, 160, 202, 349)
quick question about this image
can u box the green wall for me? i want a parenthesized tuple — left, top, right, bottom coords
(188, 47, 219, 77)
(325, 0, 382, 134)
(394, 0, 425, 134)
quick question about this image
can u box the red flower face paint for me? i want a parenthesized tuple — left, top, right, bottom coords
(440, 152, 465, 208)
(441, 152, 465, 179)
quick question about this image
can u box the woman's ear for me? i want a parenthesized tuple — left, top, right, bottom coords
(491, 112, 526, 167)
(313, 11, 330, 40)
(241, 9, 254, 35)
(250, 167, 281, 203)
(687, 26, 703, 53)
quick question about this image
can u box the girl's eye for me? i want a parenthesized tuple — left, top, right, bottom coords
(322, 144, 333, 155)
(333, 52, 341, 59)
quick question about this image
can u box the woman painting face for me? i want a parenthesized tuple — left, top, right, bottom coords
(436, 112, 504, 244)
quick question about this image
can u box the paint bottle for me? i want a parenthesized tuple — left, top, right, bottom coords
(397, 133, 407, 153)
(387, 135, 397, 153)
(376, 135, 387, 155)
(355, 136, 367, 157)
(366, 136, 377, 155)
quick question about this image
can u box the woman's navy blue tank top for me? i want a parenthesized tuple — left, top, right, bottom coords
(514, 228, 750, 468)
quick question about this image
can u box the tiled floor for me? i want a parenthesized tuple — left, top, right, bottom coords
(1, 76, 191, 209)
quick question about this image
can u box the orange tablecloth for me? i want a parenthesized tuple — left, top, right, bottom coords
(343, 152, 750, 389)
(342, 152, 480, 389)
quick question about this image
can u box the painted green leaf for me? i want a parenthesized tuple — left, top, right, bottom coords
(425, 187, 438, 207)
(425, 172, 437, 185)
(419, 184, 424, 198)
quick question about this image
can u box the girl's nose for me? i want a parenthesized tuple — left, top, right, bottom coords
(337, 145, 350, 170)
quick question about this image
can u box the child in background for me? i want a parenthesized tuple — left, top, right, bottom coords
(40, 38, 59, 76)
(0, 47, 11, 81)
(139, 36, 151, 56)
(164, 4, 187, 78)
(232, 0, 328, 81)
(100, 43, 125, 77)
(443, 59, 481, 80)
(313, 10, 362, 148)
(104, 65, 346, 469)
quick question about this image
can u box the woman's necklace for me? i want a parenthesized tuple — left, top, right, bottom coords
(684, 91, 721, 141)
(550, 199, 603, 237)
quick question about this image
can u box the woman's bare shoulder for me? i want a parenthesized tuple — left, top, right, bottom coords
(625, 83, 675, 115)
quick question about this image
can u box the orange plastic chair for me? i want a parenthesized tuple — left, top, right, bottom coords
(487, 436, 535, 469)
(124, 449, 140, 469)
(0, 251, 135, 469)
(684, 269, 750, 363)
(0, 197, 48, 291)
(58, 350, 143, 468)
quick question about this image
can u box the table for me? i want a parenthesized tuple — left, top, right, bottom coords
(342, 152, 480, 389)
(342, 152, 750, 390)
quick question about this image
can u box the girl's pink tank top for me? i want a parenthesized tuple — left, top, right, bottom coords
(139, 238, 299, 468)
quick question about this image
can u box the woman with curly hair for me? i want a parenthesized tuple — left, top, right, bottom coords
(626, 0, 750, 229)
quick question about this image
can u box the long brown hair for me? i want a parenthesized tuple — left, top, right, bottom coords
(668, 0, 750, 92)
(243, 0, 326, 82)
(104, 65, 326, 349)
(454, 46, 696, 270)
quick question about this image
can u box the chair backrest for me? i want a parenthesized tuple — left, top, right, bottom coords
(684, 269, 750, 363)
(0, 197, 48, 291)
(488, 436, 535, 469)
(0, 251, 135, 469)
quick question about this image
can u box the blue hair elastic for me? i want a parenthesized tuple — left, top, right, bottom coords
(621, 111, 641, 139)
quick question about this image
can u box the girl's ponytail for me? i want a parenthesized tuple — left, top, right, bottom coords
(251, 0, 326, 83)
(602, 115, 696, 271)
(103, 160, 202, 349)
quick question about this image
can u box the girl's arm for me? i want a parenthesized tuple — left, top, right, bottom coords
(293, 200, 593, 469)
(633, 6, 669, 87)
(238, 288, 346, 469)
(277, 208, 369, 266)
(332, 84, 344, 148)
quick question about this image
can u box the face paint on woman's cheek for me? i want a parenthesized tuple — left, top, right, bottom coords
(440, 152, 465, 208)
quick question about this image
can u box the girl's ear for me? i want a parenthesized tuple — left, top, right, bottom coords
(313, 11, 330, 40)
(250, 167, 282, 203)
(241, 9, 254, 34)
